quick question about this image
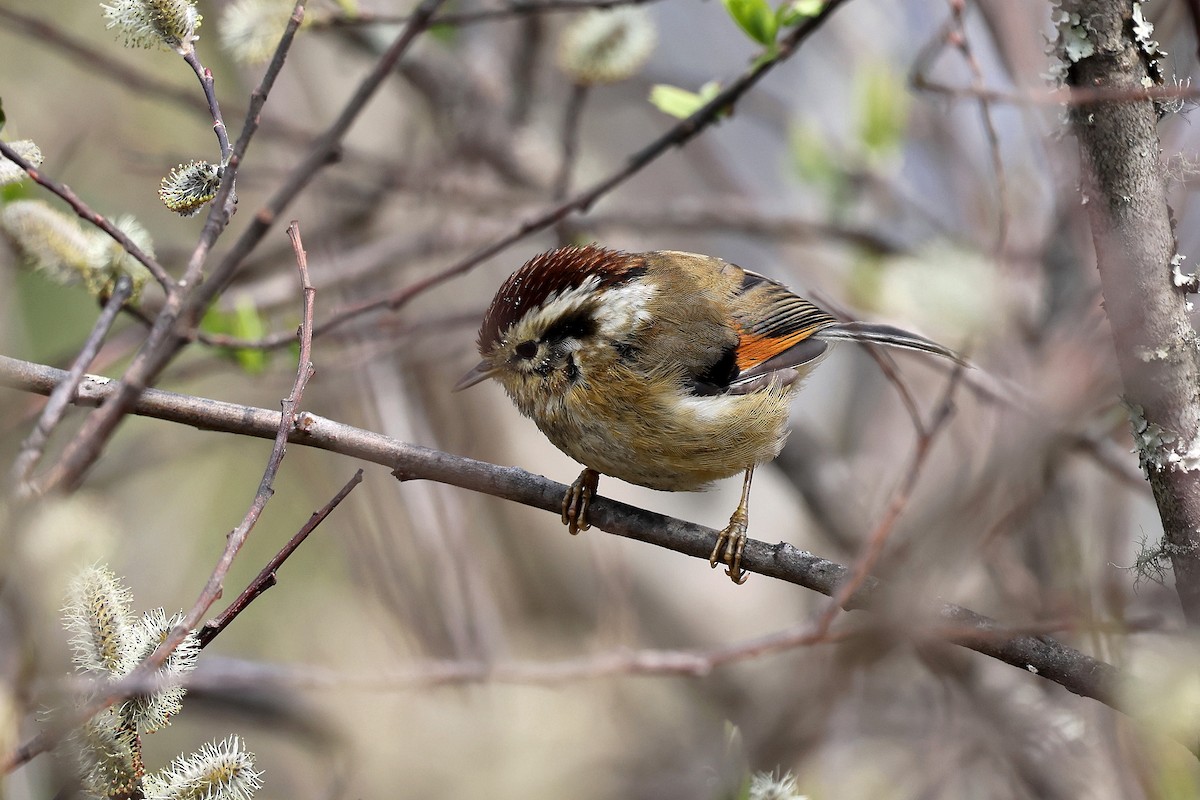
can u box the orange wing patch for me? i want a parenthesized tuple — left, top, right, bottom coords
(729, 270, 837, 376)
(735, 326, 824, 373)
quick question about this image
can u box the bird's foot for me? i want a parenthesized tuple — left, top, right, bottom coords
(561, 468, 600, 535)
(709, 507, 749, 585)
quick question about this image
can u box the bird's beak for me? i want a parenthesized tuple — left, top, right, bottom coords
(453, 360, 497, 391)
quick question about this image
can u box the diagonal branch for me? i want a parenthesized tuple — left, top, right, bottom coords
(9, 275, 134, 493)
(261, 0, 853, 342)
(0, 140, 173, 293)
(198, 469, 364, 648)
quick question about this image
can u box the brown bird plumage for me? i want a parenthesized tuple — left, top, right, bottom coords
(458, 245, 962, 583)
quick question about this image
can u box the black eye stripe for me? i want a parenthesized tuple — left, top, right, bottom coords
(514, 340, 538, 359)
(544, 311, 596, 343)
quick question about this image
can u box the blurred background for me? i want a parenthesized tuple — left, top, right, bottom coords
(2, 0, 1200, 797)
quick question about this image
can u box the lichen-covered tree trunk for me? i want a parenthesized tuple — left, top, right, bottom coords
(1059, 0, 1200, 622)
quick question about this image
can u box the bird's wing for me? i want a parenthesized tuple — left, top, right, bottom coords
(728, 270, 837, 387)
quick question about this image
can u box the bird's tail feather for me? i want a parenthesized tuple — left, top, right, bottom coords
(819, 322, 967, 366)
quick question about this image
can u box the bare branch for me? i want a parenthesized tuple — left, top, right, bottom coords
(0, 140, 173, 293)
(812, 364, 964, 637)
(27, 0, 311, 495)
(182, 51, 232, 162)
(199, 470, 364, 648)
(267, 0, 853, 341)
(10, 276, 134, 494)
(0, 222, 319, 773)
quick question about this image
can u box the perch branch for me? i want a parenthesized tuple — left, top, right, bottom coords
(0, 354, 1122, 713)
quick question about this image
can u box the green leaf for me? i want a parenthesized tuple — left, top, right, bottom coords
(855, 63, 909, 160)
(649, 81, 722, 119)
(722, 0, 777, 45)
(789, 121, 839, 188)
(777, 0, 824, 26)
(230, 296, 267, 373)
(428, 22, 456, 43)
(1, 180, 30, 204)
(200, 299, 269, 374)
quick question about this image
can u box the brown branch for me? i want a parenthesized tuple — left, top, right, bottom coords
(196, 0, 448, 309)
(1061, 0, 1200, 623)
(812, 363, 963, 637)
(143, 219, 317, 676)
(264, 0, 853, 342)
(182, 50, 232, 162)
(9, 275, 134, 494)
(0, 140, 173, 293)
(198, 470, 364, 648)
(948, 0, 1008, 254)
(27, 0, 310, 496)
(0, 354, 1124, 714)
(315, 0, 664, 28)
(0, 222, 318, 773)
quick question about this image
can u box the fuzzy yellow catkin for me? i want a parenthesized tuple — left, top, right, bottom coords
(159, 160, 221, 217)
(0, 139, 44, 186)
(557, 9, 656, 85)
(219, 0, 301, 65)
(62, 564, 136, 676)
(143, 735, 263, 800)
(101, 0, 203, 52)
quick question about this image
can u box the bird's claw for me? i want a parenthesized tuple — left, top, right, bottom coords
(709, 509, 749, 585)
(562, 468, 600, 535)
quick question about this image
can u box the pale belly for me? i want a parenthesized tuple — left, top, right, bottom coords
(528, 382, 795, 492)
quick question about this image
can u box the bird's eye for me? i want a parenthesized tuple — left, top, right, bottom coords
(514, 340, 538, 359)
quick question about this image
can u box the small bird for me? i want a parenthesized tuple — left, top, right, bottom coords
(456, 245, 962, 583)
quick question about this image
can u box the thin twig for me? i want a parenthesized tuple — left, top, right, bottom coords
(196, 0, 448, 309)
(0, 223, 318, 774)
(269, 0, 853, 342)
(198, 469, 362, 647)
(552, 82, 589, 245)
(946, 0, 1008, 254)
(10, 276, 134, 495)
(182, 50, 233, 162)
(810, 289, 927, 437)
(913, 68, 1200, 108)
(27, 0, 310, 496)
(137, 220, 317, 701)
(0, 140, 173, 293)
(174, 614, 1148, 694)
(811, 361, 964, 637)
(314, 0, 664, 28)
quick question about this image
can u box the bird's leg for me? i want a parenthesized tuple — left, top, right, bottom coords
(710, 467, 754, 585)
(562, 468, 600, 535)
